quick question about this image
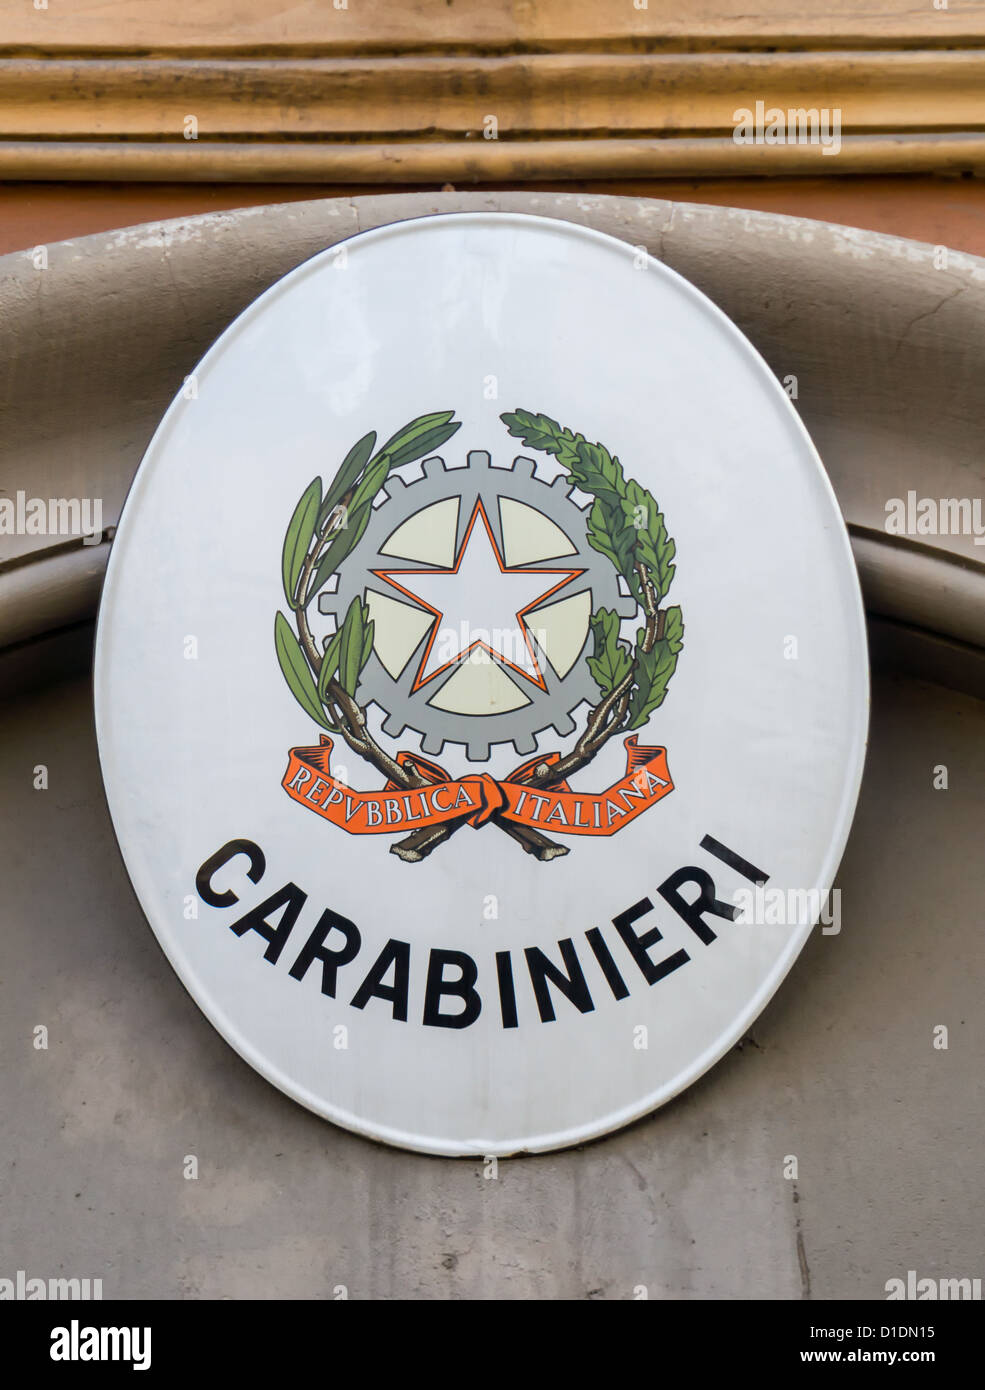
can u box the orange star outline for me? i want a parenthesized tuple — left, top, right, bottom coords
(370, 497, 585, 694)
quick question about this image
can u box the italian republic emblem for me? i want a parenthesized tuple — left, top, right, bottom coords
(275, 409, 684, 863)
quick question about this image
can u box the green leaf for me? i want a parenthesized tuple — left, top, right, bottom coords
(275, 611, 330, 728)
(662, 604, 685, 652)
(626, 648, 678, 729)
(317, 627, 344, 703)
(282, 478, 321, 606)
(626, 608, 685, 730)
(585, 498, 621, 570)
(385, 420, 461, 470)
(586, 607, 633, 695)
(310, 500, 373, 598)
(500, 409, 569, 454)
(378, 411, 456, 461)
(360, 617, 375, 671)
(571, 440, 625, 499)
(320, 430, 377, 526)
(348, 455, 392, 515)
(619, 481, 675, 601)
(338, 597, 366, 697)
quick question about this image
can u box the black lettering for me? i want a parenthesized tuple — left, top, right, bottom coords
(612, 897, 689, 984)
(585, 926, 630, 1000)
(195, 838, 265, 907)
(657, 868, 735, 945)
(289, 908, 361, 997)
(524, 939, 594, 1023)
(229, 882, 306, 963)
(423, 949, 481, 1029)
(496, 950, 518, 1029)
(350, 939, 410, 1021)
(700, 834, 769, 886)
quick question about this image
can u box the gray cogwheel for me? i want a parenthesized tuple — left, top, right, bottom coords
(316, 449, 636, 762)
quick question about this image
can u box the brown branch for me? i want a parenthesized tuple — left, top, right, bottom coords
(391, 812, 568, 864)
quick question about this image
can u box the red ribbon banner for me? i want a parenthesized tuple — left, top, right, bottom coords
(282, 735, 674, 838)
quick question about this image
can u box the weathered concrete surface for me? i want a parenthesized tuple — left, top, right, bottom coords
(1, 665, 981, 1299)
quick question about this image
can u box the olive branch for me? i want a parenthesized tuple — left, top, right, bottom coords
(275, 412, 463, 791)
(274, 408, 683, 865)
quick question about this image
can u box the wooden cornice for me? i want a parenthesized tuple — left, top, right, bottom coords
(2, 2, 984, 181)
(4, 0, 985, 53)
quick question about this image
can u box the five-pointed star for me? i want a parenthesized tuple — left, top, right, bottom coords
(371, 499, 584, 693)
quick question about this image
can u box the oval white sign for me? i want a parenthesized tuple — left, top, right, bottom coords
(95, 213, 868, 1155)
